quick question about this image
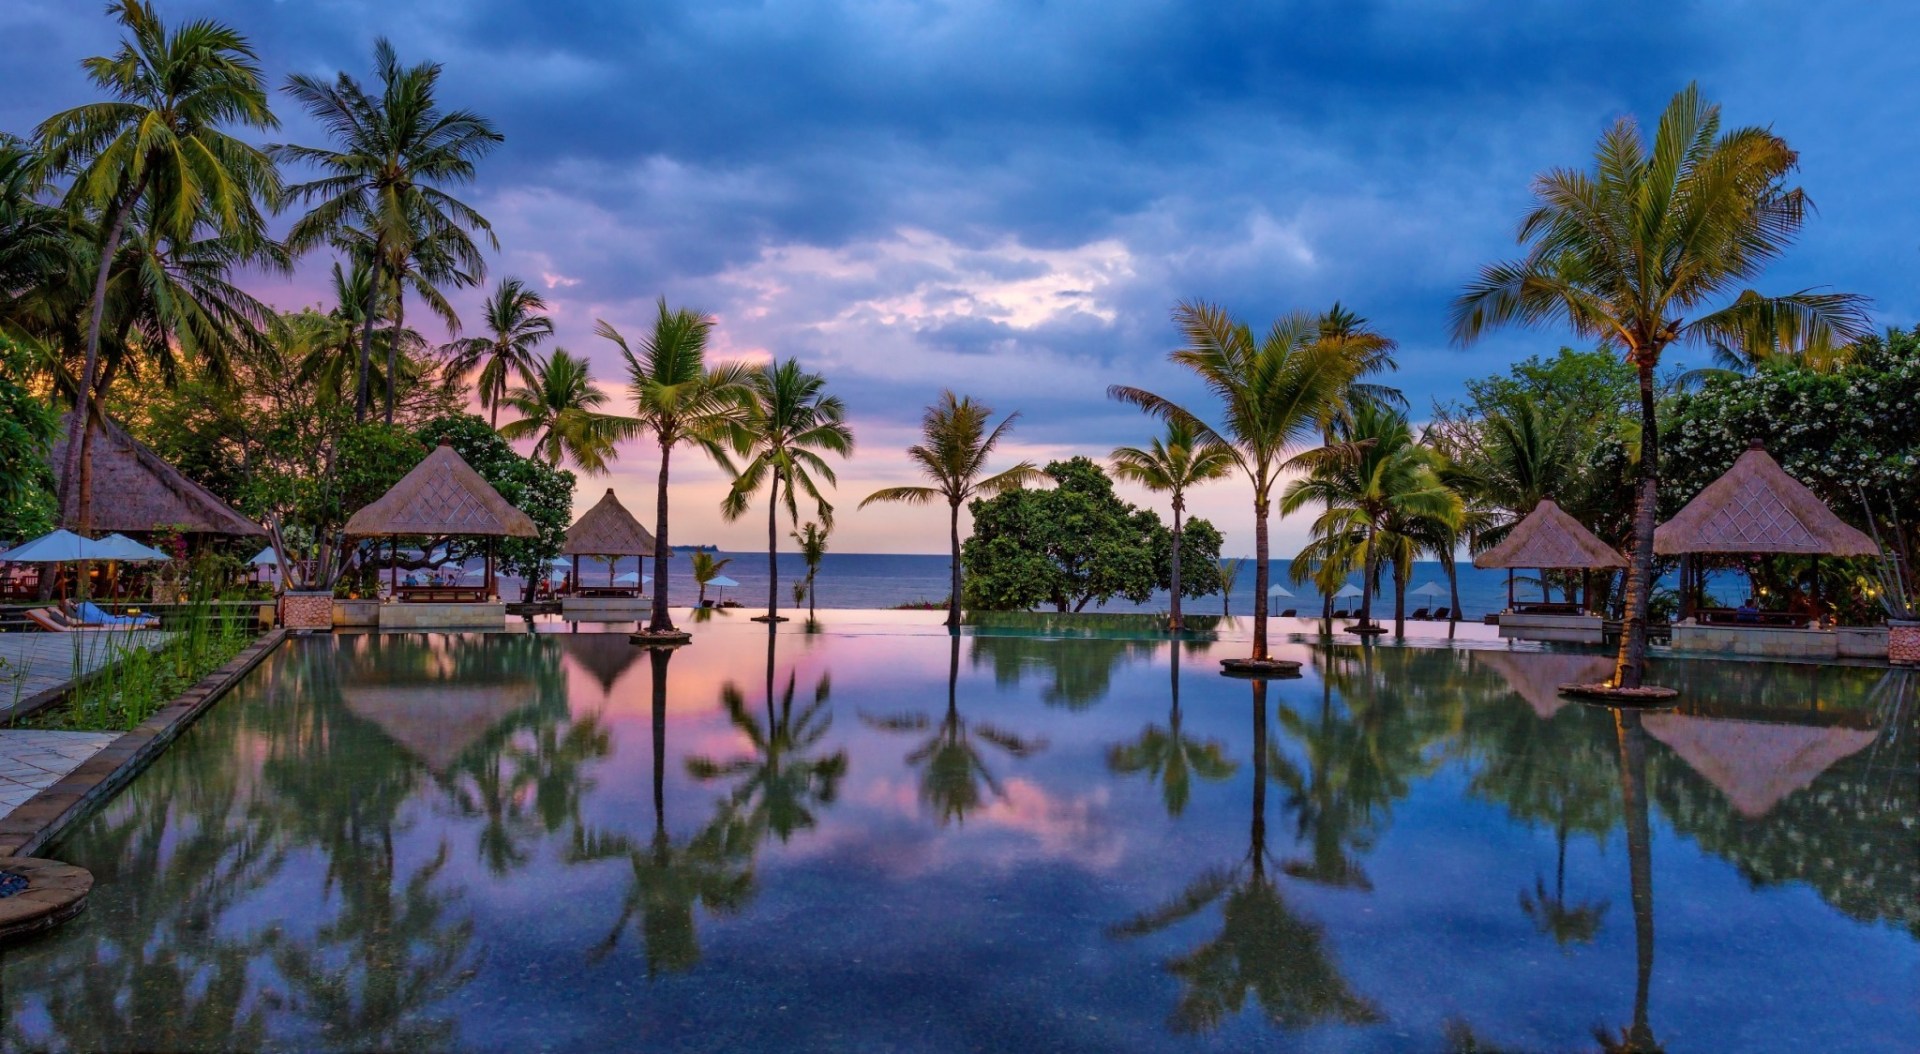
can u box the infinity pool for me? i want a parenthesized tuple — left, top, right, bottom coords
(4, 614, 1914, 1051)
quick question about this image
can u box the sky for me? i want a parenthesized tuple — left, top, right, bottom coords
(4, 1, 1918, 555)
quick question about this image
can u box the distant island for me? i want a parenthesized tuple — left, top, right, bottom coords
(670, 543, 720, 553)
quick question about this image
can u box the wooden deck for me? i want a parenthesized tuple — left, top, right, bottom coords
(0, 631, 172, 716)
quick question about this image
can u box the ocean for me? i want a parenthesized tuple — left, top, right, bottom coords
(517, 551, 1541, 619)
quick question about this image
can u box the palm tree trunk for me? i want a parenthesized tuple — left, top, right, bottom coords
(386, 282, 404, 426)
(947, 499, 963, 628)
(1393, 550, 1407, 639)
(63, 182, 143, 538)
(650, 648, 670, 828)
(1252, 494, 1270, 660)
(808, 568, 817, 620)
(649, 436, 675, 633)
(356, 297, 376, 424)
(1170, 497, 1185, 632)
(1250, 678, 1268, 874)
(1613, 360, 1661, 689)
(766, 475, 781, 621)
(1616, 708, 1658, 1052)
(489, 366, 500, 430)
(1443, 548, 1461, 624)
(1359, 524, 1377, 628)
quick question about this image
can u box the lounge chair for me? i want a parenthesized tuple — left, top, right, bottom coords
(23, 607, 71, 632)
(1432, 607, 1451, 621)
(1410, 607, 1431, 621)
(1278, 608, 1297, 618)
(1331, 608, 1352, 619)
(67, 600, 159, 629)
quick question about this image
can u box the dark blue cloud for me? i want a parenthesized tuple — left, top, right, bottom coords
(5, 0, 1918, 550)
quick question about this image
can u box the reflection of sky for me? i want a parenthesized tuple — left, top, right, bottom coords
(8, 624, 1916, 1052)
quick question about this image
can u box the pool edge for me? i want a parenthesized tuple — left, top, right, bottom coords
(0, 628, 291, 859)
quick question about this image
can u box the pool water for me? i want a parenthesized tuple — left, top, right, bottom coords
(3, 615, 1914, 1052)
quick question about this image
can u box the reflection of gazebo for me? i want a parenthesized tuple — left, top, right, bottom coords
(1474, 500, 1626, 644)
(344, 677, 538, 773)
(1656, 443, 1880, 659)
(1474, 650, 1618, 719)
(1641, 712, 1878, 818)
(566, 634, 644, 694)
(345, 441, 536, 629)
(559, 489, 656, 619)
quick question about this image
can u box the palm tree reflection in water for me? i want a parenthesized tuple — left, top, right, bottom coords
(571, 647, 756, 976)
(862, 633, 1047, 825)
(1111, 678, 1380, 1035)
(1107, 642, 1239, 817)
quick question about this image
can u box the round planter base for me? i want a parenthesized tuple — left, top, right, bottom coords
(0, 858, 93, 944)
(629, 630, 693, 648)
(750, 615, 791, 623)
(1220, 657, 1304, 679)
(1560, 682, 1680, 706)
(1350, 624, 1389, 636)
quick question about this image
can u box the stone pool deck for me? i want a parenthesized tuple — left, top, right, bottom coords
(0, 732, 118, 818)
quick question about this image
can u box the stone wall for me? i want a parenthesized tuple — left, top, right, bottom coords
(278, 591, 333, 630)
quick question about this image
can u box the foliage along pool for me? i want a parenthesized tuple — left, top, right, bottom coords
(3, 614, 1914, 1051)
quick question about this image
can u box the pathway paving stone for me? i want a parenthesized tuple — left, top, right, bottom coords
(0, 731, 117, 818)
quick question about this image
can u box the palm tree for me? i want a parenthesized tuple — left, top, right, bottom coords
(791, 521, 829, 622)
(0, 137, 69, 323)
(721, 359, 853, 623)
(1112, 303, 1354, 663)
(497, 348, 627, 473)
(1217, 557, 1243, 617)
(599, 301, 755, 635)
(1314, 302, 1406, 424)
(276, 38, 501, 424)
(36, 0, 280, 534)
(1451, 83, 1870, 690)
(859, 391, 1042, 628)
(1283, 406, 1463, 637)
(689, 551, 731, 608)
(445, 277, 554, 428)
(1111, 419, 1234, 632)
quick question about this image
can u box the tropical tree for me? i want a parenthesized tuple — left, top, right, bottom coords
(497, 348, 627, 473)
(859, 391, 1043, 628)
(720, 359, 853, 622)
(0, 137, 69, 322)
(1284, 406, 1464, 637)
(1217, 557, 1243, 617)
(1111, 303, 1354, 663)
(276, 38, 501, 424)
(1314, 302, 1405, 424)
(1111, 418, 1234, 631)
(599, 301, 755, 634)
(791, 521, 829, 621)
(689, 551, 731, 608)
(1451, 83, 1871, 689)
(36, 0, 281, 534)
(445, 277, 554, 428)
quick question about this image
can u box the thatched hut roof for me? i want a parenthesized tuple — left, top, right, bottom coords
(1472, 500, 1626, 570)
(1654, 444, 1877, 557)
(345, 441, 537, 538)
(562, 488, 656, 557)
(1641, 712, 1878, 818)
(50, 412, 264, 536)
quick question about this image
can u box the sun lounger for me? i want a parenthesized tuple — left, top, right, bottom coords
(23, 607, 71, 631)
(1331, 609, 1352, 619)
(1410, 607, 1431, 620)
(1432, 607, 1451, 621)
(65, 600, 159, 629)
(1278, 608, 1297, 617)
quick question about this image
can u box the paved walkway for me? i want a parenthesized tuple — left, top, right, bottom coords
(0, 630, 171, 713)
(0, 730, 118, 817)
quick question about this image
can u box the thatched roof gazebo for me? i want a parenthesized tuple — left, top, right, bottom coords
(51, 411, 264, 537)
(346, 441, 536, 606)
(1474, 499, 1625, 614)
(560, 488, 656, 597)
(1640, 711, 1878, 818)
(1655, 442, 1877, 623)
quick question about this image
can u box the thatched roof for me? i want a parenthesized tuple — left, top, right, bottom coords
(1642, 712, 1878, 818)
(345, 441, 537, 538)
(1473, 500, 1626, 570)
(1654, 444, 1878, 557)
(562, 488, 656, 557)
(1474, 650, 1618, 719)
(50, 412, 264, 536)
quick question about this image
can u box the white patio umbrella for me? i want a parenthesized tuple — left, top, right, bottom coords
(1333, 583, 1364, 599)
(1409, 582, 1447, 599)
(1, 529, 110, 562)
(709, 574, 740, 601)
(1267, 583, 1294, 597)
(93, 534, 171, 562)
(614, 571, 652, 586)
(248, 545, 280, 566)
